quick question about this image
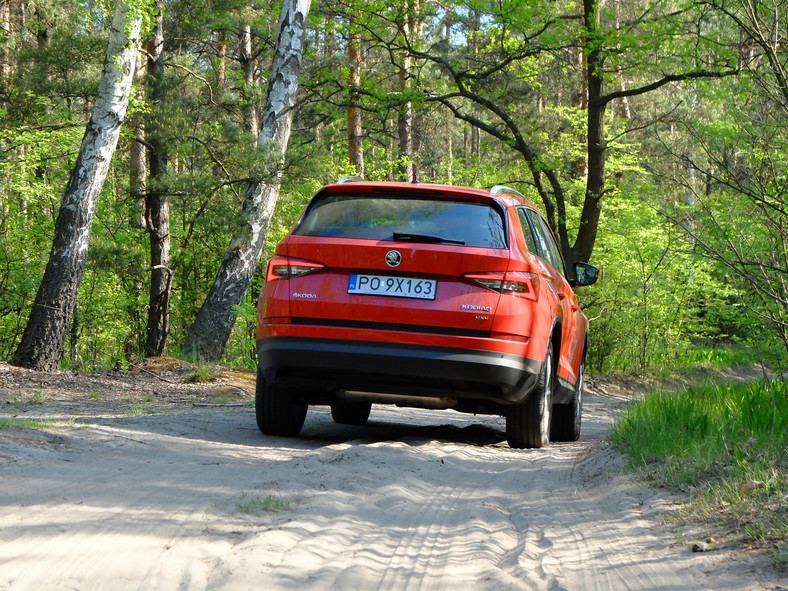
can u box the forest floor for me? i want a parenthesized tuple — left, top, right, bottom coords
(0, 359, 784, 590)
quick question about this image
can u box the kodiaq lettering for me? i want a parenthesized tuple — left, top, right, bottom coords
(461, 304, 493, 312)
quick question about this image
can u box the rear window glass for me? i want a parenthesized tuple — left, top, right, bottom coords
(294, 194, 507, 249)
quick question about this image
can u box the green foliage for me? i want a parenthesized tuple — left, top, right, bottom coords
(237, 492, 292, 513)
(611, 379, 788, 548)
(584, 185, 744, 374)
(0, 418, 75, 429)
(0, 0, 785, 374)
(185, 362, 216, 383)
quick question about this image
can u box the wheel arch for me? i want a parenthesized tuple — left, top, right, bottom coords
(549, 318, 563, 370)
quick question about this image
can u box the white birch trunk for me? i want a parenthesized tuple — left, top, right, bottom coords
(240, 23, 259, 137)
(183, 0, 312, 361)
(12, 0, 142, 370)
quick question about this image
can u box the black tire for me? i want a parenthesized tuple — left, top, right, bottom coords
(506, 347, 554, 449)
(330, 400, 372, 425)
(551, 357, 583, 442)
(255, 375, 307, 437)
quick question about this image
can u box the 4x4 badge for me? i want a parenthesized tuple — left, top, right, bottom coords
(385, 250, 402, 267)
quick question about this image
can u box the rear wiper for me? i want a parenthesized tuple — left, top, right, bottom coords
(392, 232, 465, 245)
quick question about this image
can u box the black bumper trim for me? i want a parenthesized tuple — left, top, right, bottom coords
(257, 337, 541, 404)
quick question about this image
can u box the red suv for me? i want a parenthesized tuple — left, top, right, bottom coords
(255, 179, 598, 448)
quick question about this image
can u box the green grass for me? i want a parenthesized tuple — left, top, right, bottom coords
(611, 379, 787, 558)
(237, 492, 292, 514)
(29, 390, 48, 404)
(186, 364, 217, 384)
(671, 342, 765, 371)
(0, 418, 75, 429)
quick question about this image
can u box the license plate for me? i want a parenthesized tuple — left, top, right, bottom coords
(348, 274, 437, 300)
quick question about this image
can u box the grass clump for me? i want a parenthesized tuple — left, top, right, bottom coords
(611, 379, 787, 555)
(0, 418, 74, 429)
(238, 492, 291, 514)
(186, 364, 217, 384)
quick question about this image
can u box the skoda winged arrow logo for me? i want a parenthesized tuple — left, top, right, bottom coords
(385, 250, 402, 268)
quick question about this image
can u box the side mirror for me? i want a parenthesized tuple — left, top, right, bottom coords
(572, 262, 600, 287)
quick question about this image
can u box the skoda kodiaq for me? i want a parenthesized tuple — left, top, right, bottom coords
(255, 179, 599, 448)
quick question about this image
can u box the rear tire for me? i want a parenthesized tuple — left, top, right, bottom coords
(551, 358, 583, 442)
(255, 374, 307, 437)
(330, 400, 372, 425)
(506, 347, 554, 449)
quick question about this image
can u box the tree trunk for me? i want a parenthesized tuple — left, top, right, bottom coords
(182, 0, 312, 362)
(0, 1, 11, 80)
(397, 66, 413, 181)
(239, 23, 258, 137)
(130, 41, 148, 357)
(397, 0, 414, 181)
(34, 4, 50, 50)
(216, 28, 227, 88)
(347, 28, 364, 176)
(571, 0, 606, 266)
(12, 0, 143, 371)
(144, 2, 171, 357)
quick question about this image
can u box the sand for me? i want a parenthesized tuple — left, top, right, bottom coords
(0, 375, 782, 590)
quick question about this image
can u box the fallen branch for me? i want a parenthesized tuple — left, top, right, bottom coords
(127, 362, 176, 384)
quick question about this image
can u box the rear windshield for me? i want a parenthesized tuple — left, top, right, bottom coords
(294, 194, 507, 249)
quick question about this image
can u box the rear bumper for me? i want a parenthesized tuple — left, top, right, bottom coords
(257, 336, 541, 405)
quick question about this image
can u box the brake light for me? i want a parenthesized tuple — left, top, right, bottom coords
(266, 256, 325, 281)
(464, 271, 540, 301)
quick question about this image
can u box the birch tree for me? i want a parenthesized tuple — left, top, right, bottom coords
(12, 0, 145, 371)
(182, 0, 312, 361)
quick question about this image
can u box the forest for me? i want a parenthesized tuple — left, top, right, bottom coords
(0, 0, 786, 374)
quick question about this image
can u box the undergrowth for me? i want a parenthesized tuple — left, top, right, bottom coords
(611, 379, 788, 559)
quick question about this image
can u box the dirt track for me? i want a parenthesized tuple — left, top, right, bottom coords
(0, 364, 783, 590)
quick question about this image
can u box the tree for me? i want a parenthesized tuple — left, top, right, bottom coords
(663, 0, 788, 361)
(182, 0, 313, 362)
(347, 24, 364, 176)
(11, 0, 146, 370)
(358, 0, 740, 266)
(143, 0, 172, 357)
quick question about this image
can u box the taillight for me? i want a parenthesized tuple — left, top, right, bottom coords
(464, 271, 540, 301)
(266, 256, 324, 281)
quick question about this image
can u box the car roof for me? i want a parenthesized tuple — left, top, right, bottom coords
(319, 180, 539, 211)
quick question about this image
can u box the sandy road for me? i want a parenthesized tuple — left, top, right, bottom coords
(0, 393, 779, 590)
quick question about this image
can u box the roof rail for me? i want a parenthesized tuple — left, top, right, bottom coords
(490, 185, 525, 199)
(336, 175, 365, 184)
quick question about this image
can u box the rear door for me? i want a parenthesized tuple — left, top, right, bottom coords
(284, 192, 511, 334)
(520, 208, 581, 380)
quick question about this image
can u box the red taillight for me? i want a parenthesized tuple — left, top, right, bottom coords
(266, 256, 325, 282)
(464, 271, 540, 301)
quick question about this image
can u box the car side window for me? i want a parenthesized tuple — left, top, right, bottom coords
(535, 214, 567, 276)
(524, 209, 567, 276)
(522, 208, 551, 261)
(516, 209, 540, 256)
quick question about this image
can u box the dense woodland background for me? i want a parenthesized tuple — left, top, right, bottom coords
(1, 0, 786, 374)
